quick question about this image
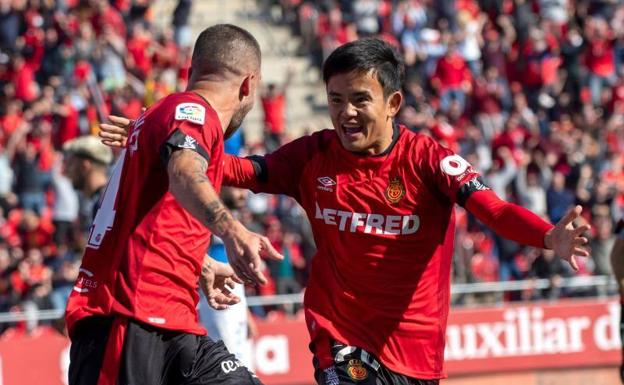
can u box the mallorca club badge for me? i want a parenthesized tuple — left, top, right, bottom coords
(347, 359, 368, 381)
(385, 177, 405, 204)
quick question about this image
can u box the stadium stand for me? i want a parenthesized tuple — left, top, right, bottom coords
(0, 0, 622, 332)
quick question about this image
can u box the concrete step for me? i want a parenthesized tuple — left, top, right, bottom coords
(151, 0, 331, 143)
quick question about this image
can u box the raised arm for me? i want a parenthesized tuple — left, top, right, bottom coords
(100, 115, 304, 196)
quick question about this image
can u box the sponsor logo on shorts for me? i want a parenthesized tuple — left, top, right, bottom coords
(385, 177, 405, 204)
(323, 366, 340, 385)
(221, 359, 244, 375)
(346, 359, 368, 381)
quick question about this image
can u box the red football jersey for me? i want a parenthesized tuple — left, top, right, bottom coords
(65, 91, 224, 335)
(225, 125, 485, 379)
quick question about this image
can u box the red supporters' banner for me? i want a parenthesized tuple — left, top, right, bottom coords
(0, 298, 619, 385)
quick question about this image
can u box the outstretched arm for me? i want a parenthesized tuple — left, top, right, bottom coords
(465, 189, 590, 270)
(100, 115, 301, 196)
(223, 154, 261, 190)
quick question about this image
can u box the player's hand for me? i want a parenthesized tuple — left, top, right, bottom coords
(200, 255, 243, 310)
(544, 205, 591, 271)
(222, 222, 283, 285)
(99, 115, 131, 148)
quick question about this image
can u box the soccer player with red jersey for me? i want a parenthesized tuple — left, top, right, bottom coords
(224, 38, 590, 385)
(65, 25, 282, 385)
(100, 38, 590, 385)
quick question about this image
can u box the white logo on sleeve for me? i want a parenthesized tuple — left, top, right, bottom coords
(440, 155, 471, 176)
(175, 103, 205, 125)
(179, 135, 197, 150)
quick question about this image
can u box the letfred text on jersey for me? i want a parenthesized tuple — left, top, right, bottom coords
(314, 202, 420, 235)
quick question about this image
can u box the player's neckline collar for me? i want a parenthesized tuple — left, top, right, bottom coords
(349, 123, 402, 158)
(191, 91, 211, 107)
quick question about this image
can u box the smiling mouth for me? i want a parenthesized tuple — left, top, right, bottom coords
(341, 123, 364, 136)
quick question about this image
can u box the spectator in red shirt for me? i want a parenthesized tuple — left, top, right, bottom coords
(54, 94, 80, 147)
(431, 42, 472, 113)
(91, 0, 126, 38)
(584, 18, 617, 106)
(0, 101, 24, 142)
(261, 67, 294, 151)
(126, 23, 153, 79)
(12, 55, 38, 103)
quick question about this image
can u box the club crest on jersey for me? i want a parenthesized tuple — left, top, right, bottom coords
(175, 103, 205, 125)
(385, 177, 405, 204)
(347, 359, 368, 381)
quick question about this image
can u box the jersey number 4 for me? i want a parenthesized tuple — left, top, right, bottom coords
(87, 150, 126, 249)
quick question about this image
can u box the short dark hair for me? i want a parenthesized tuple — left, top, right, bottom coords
(192, 24, 261, 77)
(322, 38, 405, 98)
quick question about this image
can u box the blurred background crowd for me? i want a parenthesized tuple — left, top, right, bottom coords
(0, 0, 622, 331)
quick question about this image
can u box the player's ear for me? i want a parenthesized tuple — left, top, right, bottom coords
(239, 75, 252, 100)
(386, 91, 403, 118)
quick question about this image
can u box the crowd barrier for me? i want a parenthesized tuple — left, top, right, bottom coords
(0, 296, 619, 384)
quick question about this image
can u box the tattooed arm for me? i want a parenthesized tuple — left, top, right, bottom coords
(167, 149, 283, 284)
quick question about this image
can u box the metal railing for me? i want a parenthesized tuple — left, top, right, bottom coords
(0, 275, 616, 324)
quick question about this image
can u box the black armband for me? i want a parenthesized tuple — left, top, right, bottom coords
(160, 129, 210, 166)
(246, 155, 268, 183)
(457, 177, 490, 206)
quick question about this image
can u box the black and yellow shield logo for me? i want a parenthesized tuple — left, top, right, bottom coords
(385, 177, 405, 204)
(347, 359, 368, 381)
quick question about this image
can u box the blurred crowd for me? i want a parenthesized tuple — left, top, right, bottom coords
(0, 0, 199, 328)
(276, 0, 624, 301)
(0, 0, 622, 332)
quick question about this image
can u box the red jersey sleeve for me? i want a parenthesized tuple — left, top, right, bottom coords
(417, 135, 488, 206)
(223, 154, 259, 190)
(158, 101, 219, 165)
(465, 189, 553, 248)
(223, 130, 332, 199)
